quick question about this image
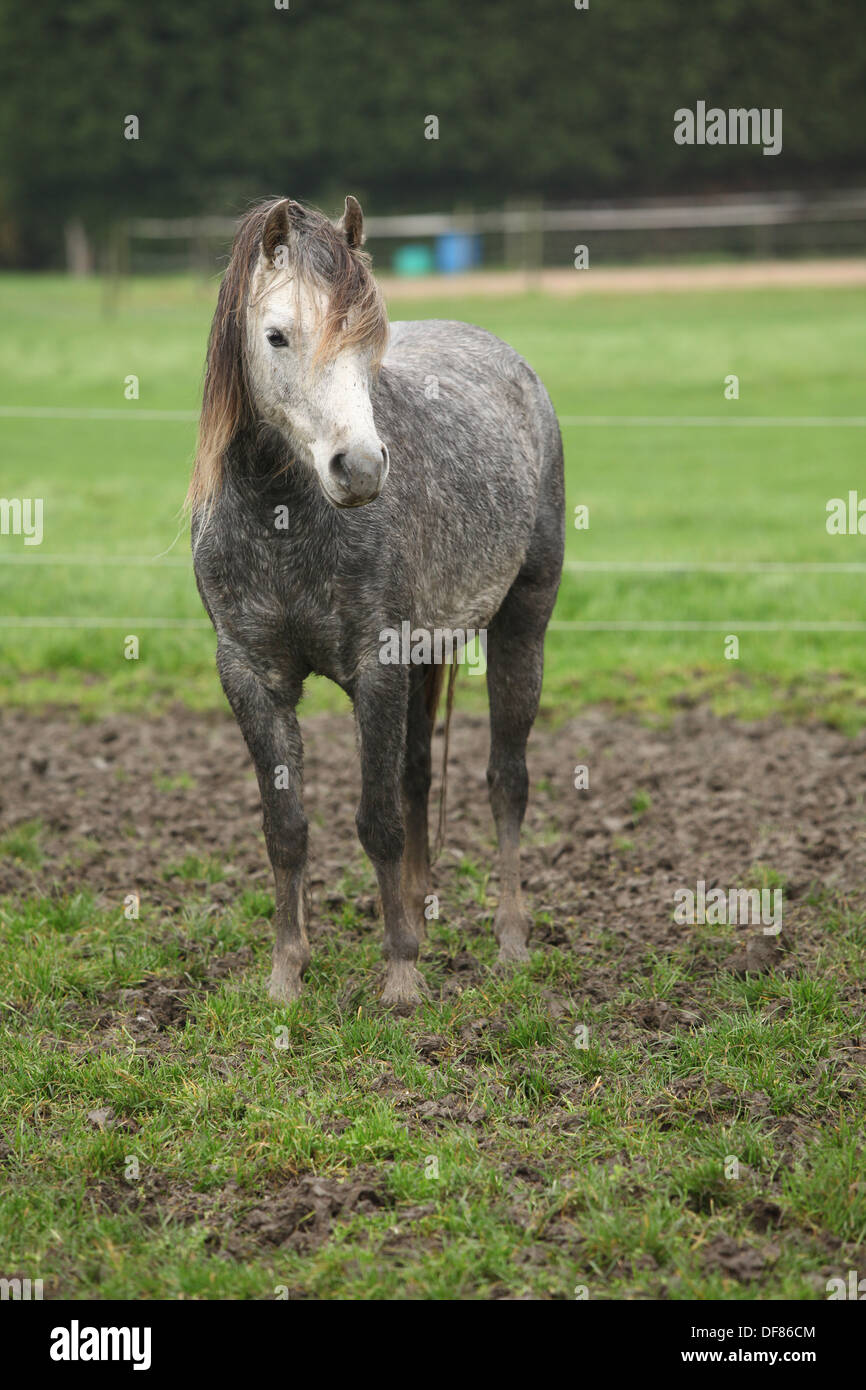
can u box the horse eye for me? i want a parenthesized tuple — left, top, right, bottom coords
(266, 329, 288, 348)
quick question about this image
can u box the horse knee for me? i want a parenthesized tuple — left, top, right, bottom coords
(262, 803, 308, 871)
(487, 755, 528, 821)
(357, 801, 404, 865)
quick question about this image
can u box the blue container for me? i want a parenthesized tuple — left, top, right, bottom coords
(392, 243, 435, 277)
(434, 232, 481, 275)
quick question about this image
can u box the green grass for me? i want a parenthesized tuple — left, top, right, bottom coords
(0, 273, 865, 723)
(0, 818, 44, 867)
(1, 884, 863, 1299)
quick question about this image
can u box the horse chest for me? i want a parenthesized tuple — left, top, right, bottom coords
(254, 558, 361, 684)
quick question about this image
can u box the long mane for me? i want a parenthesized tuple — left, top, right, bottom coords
(186, 198, 388, 516)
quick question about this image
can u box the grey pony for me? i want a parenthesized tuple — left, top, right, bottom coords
(189, 196, 564, 1007)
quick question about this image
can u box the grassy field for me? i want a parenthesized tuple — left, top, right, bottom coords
(3, 883, 864, 1299)
(1, 273, 865, 724)
(1, 272, 864, 1301)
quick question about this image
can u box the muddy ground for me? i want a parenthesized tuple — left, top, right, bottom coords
(2, 704, 865, 1293)
(3, 703, 865, 969)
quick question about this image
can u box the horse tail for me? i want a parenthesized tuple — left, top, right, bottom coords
(426, 661, 459, 863)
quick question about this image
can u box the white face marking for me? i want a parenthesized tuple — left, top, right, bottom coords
(246, 258, 388, 506)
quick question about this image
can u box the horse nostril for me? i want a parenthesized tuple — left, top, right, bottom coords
(329, 453, 351, 491)
(327, 446, 386, 505)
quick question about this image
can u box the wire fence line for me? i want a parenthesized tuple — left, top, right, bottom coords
(2, 405, 864, 427)
(559, 416, 866, 427)
(1, 556, 865, 574)
(0, 617, 863, 633)
(0, 406, 199, 421)
(548, 620, 866, 633)
(0, 616, 212, 629)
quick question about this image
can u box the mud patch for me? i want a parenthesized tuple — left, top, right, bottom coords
(88, 1167, 393, 1260)
(2, 705, 865, 986)
(701, 1234, 780, 1282)
(98, 945, 255, 1035)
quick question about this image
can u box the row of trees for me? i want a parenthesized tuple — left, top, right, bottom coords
(1, 0, 863, 267)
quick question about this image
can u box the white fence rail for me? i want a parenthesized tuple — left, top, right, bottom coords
(118, 190, 866, 275)
(127, 190, 866, 240)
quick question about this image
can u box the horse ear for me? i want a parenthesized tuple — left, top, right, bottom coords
(338, 195, 365, 249)
(261, 199, 305, 265)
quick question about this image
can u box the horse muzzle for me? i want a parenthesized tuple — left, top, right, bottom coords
(325, 444, 389, 507)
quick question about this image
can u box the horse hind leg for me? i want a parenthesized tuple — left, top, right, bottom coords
(485, 580, 551, 963)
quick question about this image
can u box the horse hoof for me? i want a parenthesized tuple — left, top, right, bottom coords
(496, 937, 531, 965)
(381, 961, 426, 1010)
(268, 970, 304, 1003)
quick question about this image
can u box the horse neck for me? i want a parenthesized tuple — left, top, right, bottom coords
(225, 428, 337, 537)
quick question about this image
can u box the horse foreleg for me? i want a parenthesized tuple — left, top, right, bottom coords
(401, 665, 435, 941)
(217, 641, 310, 1002)
(354, 665, 424, 1007)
